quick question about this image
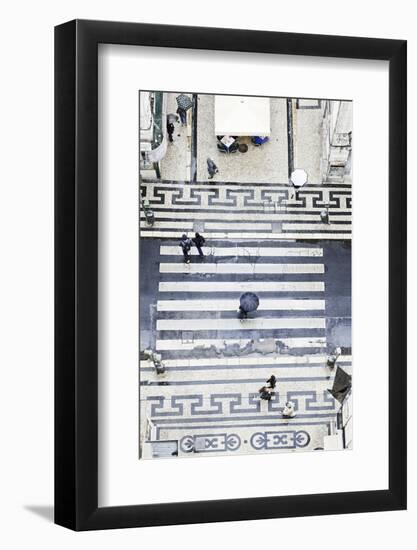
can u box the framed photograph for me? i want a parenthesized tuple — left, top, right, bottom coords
(55, 20, 406, 530)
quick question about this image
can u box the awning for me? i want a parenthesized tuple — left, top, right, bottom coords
(215, 95, 271, 136)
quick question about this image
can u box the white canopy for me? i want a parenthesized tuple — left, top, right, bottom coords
(215, 95, 271, 136)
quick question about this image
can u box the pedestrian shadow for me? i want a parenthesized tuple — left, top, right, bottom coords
(24, 505, 54, 523)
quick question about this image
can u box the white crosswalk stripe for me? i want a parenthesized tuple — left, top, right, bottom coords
(156, 317, 326, 332)
(159, 263, 324, 274)
(282, 223, 351, 231)
(160, 246, 323, 257)
(159, 281, 324, 292)
(157, 299, 325, 311)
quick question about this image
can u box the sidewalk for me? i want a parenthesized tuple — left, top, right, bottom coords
(160, 92, 190, 181)
(293, 99, 324, 185)
(196, 94, 289, 183)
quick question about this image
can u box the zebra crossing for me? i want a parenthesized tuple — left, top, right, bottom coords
(140, 239, 349, 458)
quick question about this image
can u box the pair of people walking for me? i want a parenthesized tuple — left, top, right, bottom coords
(259, 374, 277, 401)
(179, 232, 206, 263)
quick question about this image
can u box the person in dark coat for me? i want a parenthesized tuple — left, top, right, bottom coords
(267, 375, 277, 389)
(207, 157, 219, 179)
(179, 234, 192, 263)
(238, 305, 248, 319)
(259, 386, 272, 401)
(192, 232, 205, 257)
(167, 121, 175, 142)
(176, 106, 187, 125)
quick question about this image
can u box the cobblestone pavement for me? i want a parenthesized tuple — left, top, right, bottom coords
(140, 179, 351, 240)
(160, 92, 191, 181)
(139, 178, 352, 459)
(293, 99, 324, 185)
(196, 94, 289, 183)
(158, 94, 325, 186)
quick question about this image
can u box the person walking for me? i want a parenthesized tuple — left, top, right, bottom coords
(176, 106, 187, 126)
(167, 121, 175, 143)
(238, 305, 248, 320)
(282, 401, 296, 418)
(179, 234, 192, 264)
(327, 346, 342, 368)
(266, 374, 277, 389)
(259, 386, 272, 401)
(192, 232, 205, 257)
(207, 157, 219, 179)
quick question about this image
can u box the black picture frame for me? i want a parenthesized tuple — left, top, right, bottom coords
(55, 19, 407, 531)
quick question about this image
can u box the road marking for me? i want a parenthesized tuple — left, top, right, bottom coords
(158, 281, 325, 292)
(282, 223, 351, 231)
(141, 220, 274, 231)
(141, 204, 351, 213)
(140, 211, 352, 222)
(141, 366, 352, 382)
(159, 246, 323, 257)
(141, 376, 333, 388)
(159, 263, 324, 274)
(156, 317, 326, 331)
(157, 298, 325, 311)
(155, 337, 327, 350)
(140, 231, 351, 240)
(142, 355, 352, 368)
(205, 222, 274, 230)
(141, 220, 195, 230)
(141, 181, 351, 193)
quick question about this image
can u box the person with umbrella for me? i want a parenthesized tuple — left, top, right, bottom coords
(176, 94, 193, 126)
(176, 106, 187, 125)
(238, 292, 260, 319)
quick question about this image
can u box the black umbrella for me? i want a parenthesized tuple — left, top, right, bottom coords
(239, 292, 260, 313)
(327, 366, 352, 404)
(176, 94, 193, 111)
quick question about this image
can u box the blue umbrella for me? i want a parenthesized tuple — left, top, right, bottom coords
(239, 292, 260, 313)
